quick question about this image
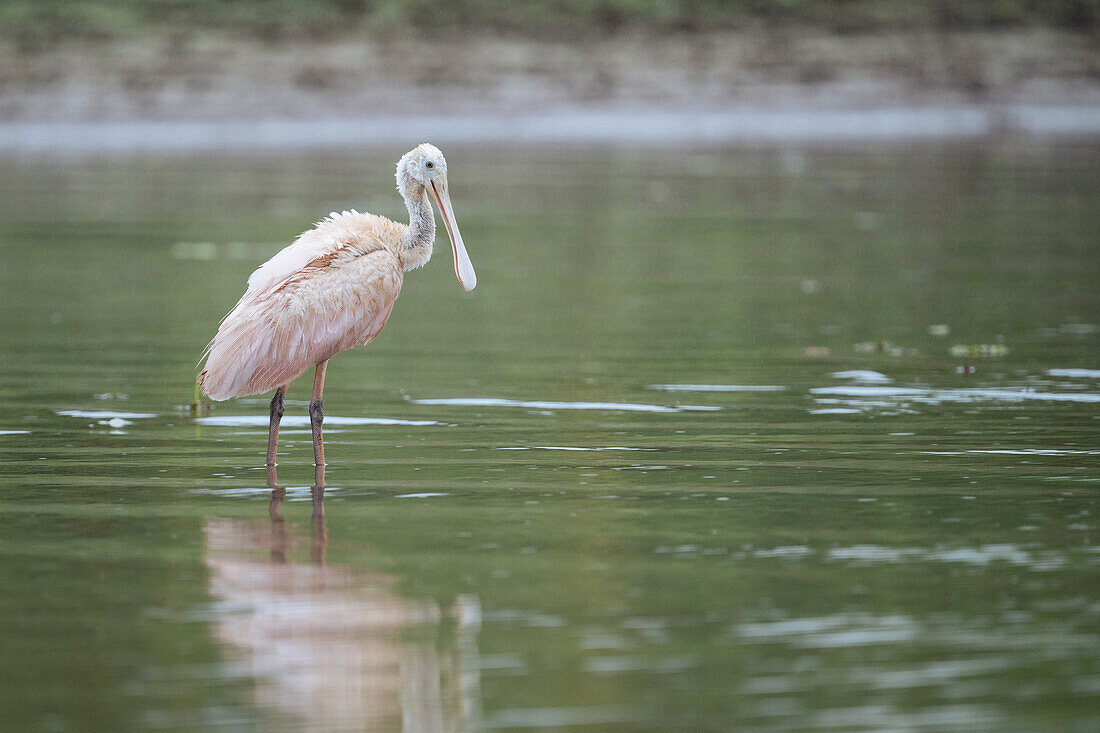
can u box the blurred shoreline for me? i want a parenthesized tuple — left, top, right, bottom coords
(4, 106, 1099, 156)
(2, 28, 1098, 152)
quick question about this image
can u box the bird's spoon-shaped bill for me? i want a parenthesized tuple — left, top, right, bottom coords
(429, 177, 476, 291)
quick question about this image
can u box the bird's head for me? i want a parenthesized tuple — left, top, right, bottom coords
(397, 143, 476, 291)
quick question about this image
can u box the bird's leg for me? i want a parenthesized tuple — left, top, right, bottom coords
(266, 385, 288, 467)
(310, 360, 328, 466)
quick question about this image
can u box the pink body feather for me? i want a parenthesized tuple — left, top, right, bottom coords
(200, 210, 410, 400)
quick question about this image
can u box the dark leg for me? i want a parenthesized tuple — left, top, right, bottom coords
(310, 361, 328, 466)
(266, 385, 288, 467)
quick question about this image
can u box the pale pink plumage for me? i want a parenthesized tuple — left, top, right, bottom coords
(200, 210, 407, 401)
(198, 144, 474, 470)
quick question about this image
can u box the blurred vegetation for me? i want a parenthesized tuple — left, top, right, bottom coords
(0, 0, 1097, 45)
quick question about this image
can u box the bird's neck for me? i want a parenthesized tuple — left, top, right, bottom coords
(400, 180, 435, 269)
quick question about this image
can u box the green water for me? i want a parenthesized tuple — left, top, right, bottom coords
(0, 142, 1098, 732)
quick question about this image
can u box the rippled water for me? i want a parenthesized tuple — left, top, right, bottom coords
(0, 142, 1098, 731)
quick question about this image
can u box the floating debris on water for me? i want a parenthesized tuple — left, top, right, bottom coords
(928, 324, 951, 337)
(854, 341, 917, 357)
(189, 376, 209, 416)
(101, 418, 132, 428)
(950, 344, 1009, 358)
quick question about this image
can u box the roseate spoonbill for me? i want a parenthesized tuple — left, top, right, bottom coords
(199, 143, 476, 466)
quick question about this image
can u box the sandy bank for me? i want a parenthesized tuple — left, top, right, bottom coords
(1, 28, 1098, 150)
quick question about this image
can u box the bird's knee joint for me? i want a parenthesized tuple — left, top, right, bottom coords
(309, 400, 324, 425)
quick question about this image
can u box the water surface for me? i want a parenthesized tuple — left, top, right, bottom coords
(0, 142, 1098, 731)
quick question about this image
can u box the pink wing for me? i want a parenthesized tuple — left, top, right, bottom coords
(246, 210, 364, 294)
(201, 249, 404, 400)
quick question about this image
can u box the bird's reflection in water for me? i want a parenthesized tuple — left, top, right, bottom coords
(203, 464, 482, 732)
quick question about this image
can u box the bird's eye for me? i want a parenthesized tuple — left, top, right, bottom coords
(425, 161, 435, 169)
